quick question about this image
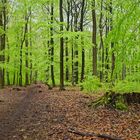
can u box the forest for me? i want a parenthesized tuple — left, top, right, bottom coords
(0, 0, 140, 140)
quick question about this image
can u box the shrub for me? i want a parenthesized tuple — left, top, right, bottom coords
(81, 76, 106, 93)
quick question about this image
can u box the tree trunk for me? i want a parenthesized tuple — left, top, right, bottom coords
(105, 2, 109, 82)
(25, 11, 29, 85)
(29, 7, 32, 84)
(92, 0, 97, 76)
(0, 0, 6, 88)
(65, 0, 70, 81)
(19, 12, 30, 86)
(109, 0, 115, 84)
(45, 40, 50, 84)
(122, 63, 126, 80)
(6, 37, 10, 85)
(50, 2, 55, 87)
(99, 0, 104, 82)
(19, 35, 23, 86)
(73, 2, 79, 85)
(59, 0, 64, 90)
(72, 42, 74, 85)
(80, 0, 85, 82)
(70, 0, 74, 85)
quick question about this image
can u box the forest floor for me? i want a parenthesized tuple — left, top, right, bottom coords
(0, 84, 140, 140)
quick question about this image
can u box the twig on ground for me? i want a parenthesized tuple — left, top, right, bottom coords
(68, 128, 124, 140)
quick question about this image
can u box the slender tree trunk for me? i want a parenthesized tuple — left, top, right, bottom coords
(29, 7, 32, 84)
(13, 72, 16, 85)
(73, 3, 79, 85)
(59, 0, 64, 90)
(65, 0, 70, 81)
(109, 0, 115, 84)
(19, 13, 30, 86)
(50, 2, 55, 87)
(105, 2, 109, 82)
(6, 37, 10, 85)
(5, 1, 10, 85)
(3, 0, 6, 86)
(92, 0, 97, 76)
(0, 0, 6, 88)
(99, 0, 104, 81)
(25, 12, 29, 85)
(0, 5, 4, 88)
(19, 36, 23, 86)
(122, 63, 126, 80)
(72, 43, 74, 85)
(65, 38, 69, 81)
(70, 0, 74, 85)
(80, 0, 85, 82)
(81, 40, 85, 81)
(45, 40, 50, 84)
(73, 44, 78, 84)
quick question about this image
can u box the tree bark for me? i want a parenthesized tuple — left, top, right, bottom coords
(105, 1, 109, 82)
(50, 2, 55, 87)
(19, 11, 30, 86)
(65, 0, 70, 81)
(59, 0, 64, 90)
(92, 0, 97, 76)
(0, 0, 6, 88)
(25, 11, 29, 85)
(73, 2, 79, 85)
(29, 7, 32, 84)
(110, 0, 115, 84)
(80, 0, 85, 82)
(99, 0, 104, 82)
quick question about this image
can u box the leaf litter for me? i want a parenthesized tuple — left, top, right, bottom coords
(0, 84, 139, 140)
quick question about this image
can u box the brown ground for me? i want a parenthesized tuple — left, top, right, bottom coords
(0, 84, 139, 140)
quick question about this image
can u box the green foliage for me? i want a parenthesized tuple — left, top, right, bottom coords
(113, 81, 140, 94)
(126, 72, 140, 82)
(115, 95, 128, 110)
(81, 75, 105, 93)
(0, 0, 140, 91)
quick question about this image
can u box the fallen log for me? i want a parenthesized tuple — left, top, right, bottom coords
(68, 128, 124, 140)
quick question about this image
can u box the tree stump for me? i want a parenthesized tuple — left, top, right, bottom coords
(89, 91, 140, 110)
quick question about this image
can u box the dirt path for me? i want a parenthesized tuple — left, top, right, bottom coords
(0, 85, 39, 139)
(0, 84, 140, 140)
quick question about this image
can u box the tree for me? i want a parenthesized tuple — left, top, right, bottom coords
(0, 0, 6, 88)
(50, 1, 55, 87)
(64, 0, 70, 82)
(59, 0, 64, 90)
(73, 0, 79, 85)
(80, 0, 86, 82)
(25, 8, 29, 85)
(109, 0, 115, 84)
(19, 4, 30, 86)
(99, 0, 104, 82)
(92, 0, 97, 76)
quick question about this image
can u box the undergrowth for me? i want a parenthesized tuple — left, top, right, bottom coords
(81, 76, 140, 110)
(80, 75, 107, 93)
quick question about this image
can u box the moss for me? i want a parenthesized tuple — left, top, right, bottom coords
(115, 102, 128, 110)
(89, 88, 140, 110)
(114, 95, 128, 110)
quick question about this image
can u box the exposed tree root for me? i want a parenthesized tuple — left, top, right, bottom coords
(68, 128, 124, 140)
